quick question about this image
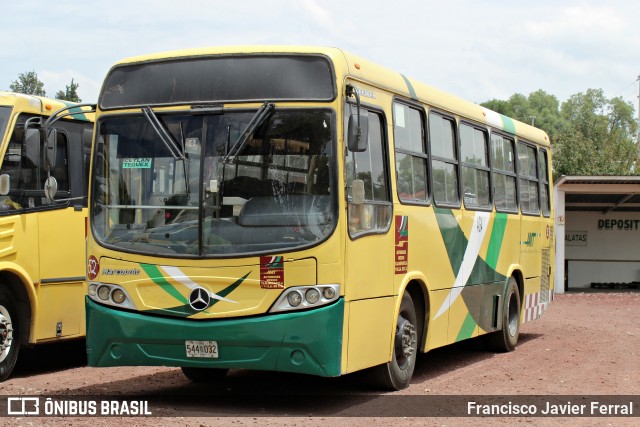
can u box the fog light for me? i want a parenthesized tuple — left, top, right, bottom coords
(322, 287, 336, 300)
(97, 285, 111, 300)
(305, 288, 320, 304)
(112, 289, 126, 304)
(287, 291, 302, 307)
(88, 283, 97, 297)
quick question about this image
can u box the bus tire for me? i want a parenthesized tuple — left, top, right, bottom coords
(181, 367, 229, 383)
(371, 292, 418, 390)
(0, 287, 20, 382)
(489, 277, 520, 352)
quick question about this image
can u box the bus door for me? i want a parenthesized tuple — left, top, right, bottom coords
(344, 106, 395, 372)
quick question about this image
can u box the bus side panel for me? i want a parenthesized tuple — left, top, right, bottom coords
(35, 281, 85, 339)
(34, 206, 87, 341)
(520, 214, 542, 282)
(424, 288, 450, 351)
(345, 296, 394, 373)
(0, 214, 39, 280)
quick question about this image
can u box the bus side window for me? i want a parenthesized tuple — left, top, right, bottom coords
(429, 112, 459, 206)
(491, 133, 518, 212)
(538, 148, 551, 217)
(0, 116, 69, 211)
(394, 101, 428, 204)
(460, 123, 490, 209)
(518, 142, 540, 215)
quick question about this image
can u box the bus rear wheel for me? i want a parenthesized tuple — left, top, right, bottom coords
(489, 277, 521, 352)
(0, 288, 20, 382)
(371, 292, 418, 390)
(181, 367, 229, 383)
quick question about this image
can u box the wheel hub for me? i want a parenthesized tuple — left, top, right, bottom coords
(396, 317, 417, 359)
(0, 313, 13, 360)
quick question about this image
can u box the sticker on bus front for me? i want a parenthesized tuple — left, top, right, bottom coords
(122, 158, 152, 168)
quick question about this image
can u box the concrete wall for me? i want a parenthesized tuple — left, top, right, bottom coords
(564, 211, 640, 288)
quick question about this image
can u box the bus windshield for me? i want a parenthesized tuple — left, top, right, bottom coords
(91, 108, 336, 257)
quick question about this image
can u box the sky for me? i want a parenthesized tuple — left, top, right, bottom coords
(2, 0, 639, 114)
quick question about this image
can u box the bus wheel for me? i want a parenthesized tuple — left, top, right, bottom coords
(181, 367, 229, 383)
(372, 292, 418, 390)
(489, 277, 521, 352)
(0, 288, 20, 382)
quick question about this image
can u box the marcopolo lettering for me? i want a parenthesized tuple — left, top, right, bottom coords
(597, 219, 640, 231)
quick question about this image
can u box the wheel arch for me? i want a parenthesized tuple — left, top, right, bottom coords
(509, 268, 524, 312)
(398, 276, 430, 353)
(0, 268, 36, 345)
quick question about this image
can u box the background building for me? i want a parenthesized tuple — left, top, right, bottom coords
(554, 176, 640, 293)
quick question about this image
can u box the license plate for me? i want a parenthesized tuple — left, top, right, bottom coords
(185, 340, 219, 358)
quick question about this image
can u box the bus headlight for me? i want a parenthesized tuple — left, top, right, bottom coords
(97, 285, 111, 300)
(88, 283, 97, 297)
(270, 285, 340, 313)
(112, 289, 127, 304)
(287, 291, 303, 307)
(88, 283, 135, 309)
(305, 288, 320, 304)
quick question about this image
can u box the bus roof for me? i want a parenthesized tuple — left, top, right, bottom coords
(107, 46, 549, 146)
(0, 91, 94, 122)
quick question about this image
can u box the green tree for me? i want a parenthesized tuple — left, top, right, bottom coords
(481, 90, 562, 141)
(9, 70, 46, 96)
(55, 78, 82, 102)
(553, 89, 638, 178)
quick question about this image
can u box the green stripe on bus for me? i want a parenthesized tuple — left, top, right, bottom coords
(400, 73, 418, 100)
(60, 100, 89, 122)
(209, 271, 251, 307)
(501, 115, 516, 135)
(456, 312, 476, 342)
(140, 263, 188, 304)
(485, 213, 508, 269)
(434, 208, 467, 276)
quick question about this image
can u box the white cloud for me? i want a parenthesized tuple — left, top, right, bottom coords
(1, 0, 639, 107)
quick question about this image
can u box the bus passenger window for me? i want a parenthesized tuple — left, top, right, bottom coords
(394, 102, 428, 203)
(460, 124, 490, 209)
(491, 134, 518, 212)
(429, 112, 459, 206)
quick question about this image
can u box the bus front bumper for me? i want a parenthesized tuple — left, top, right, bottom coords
(86, 297, 343, 377)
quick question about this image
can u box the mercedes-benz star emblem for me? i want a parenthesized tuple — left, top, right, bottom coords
(189, 287, 211, 311)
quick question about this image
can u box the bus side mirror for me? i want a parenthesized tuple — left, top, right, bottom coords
(46, 128, 57, 171)
(82, 128, 94, 145)
(347, 110, 368, 152)
(24, 128, 41, 168)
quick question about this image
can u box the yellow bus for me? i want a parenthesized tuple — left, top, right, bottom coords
(0, 91, 94, 381)
(85, 46, 554, 390)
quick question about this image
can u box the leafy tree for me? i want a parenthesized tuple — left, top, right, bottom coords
(481, 90, 562, 141)
(481, 89, 639, 178)
(9, 70, 46, 96)
(553, 89, 638, 178)
(55, 78, 82, 102)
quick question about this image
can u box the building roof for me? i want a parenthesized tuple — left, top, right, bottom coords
(554, 176, 640, 213)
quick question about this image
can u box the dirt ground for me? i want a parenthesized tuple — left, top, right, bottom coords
(1, 291, 638, 426)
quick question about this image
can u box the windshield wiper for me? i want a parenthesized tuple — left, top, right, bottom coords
(223, 102, 274, 164)
(142, 107, 185, 160)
